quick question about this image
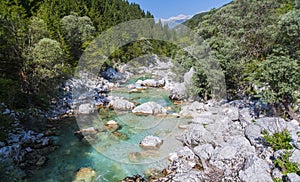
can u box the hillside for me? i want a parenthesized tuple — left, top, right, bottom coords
(182, 0, 299, 120)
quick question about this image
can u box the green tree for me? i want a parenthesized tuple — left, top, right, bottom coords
(60, 12, 95, 64)
(28, 16, 49, 46)
(25, 38, 65, 93)
(254, 54, 300, 121)
(0, 0, 28, 79)
(276, 8, 300, 59)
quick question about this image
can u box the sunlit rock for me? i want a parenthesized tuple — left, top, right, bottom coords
(104, 120, 120, 132)
(132, 102, 167, 115)
(139, 135, 163, 150)
(73, 167, 96, 182)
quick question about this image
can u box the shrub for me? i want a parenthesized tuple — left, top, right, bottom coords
(262, 129, 293, 151)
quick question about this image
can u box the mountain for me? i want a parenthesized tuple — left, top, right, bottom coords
(160, 14, 193, 28)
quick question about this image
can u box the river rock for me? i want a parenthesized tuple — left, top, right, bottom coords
(36, 156, 47, 166)
(78, 104, 95, 114)
(132, 102, 167, 115)
(120, 175, 146, 182)
(73, 167, 96, 182)
(76, 127, 99, 135)
(136, 79, 165, 87)
(108, 96, 135, 110)
(128, 150, 160, 162)
(104, 120, 120, 132)
(169, 82, 186, 101)
(167, 146, 197, 173)
(101, 68, 125, 82)
(180, 124, 214, 146)
(179, 101, 207, 118)
(111, 132, 128, 140)
(128, 152, 143, 162)
(139, 136, 163, 150)
(128, 89, 142, 93)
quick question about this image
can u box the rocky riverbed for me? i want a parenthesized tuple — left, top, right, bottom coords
(1, 55, 299, 181)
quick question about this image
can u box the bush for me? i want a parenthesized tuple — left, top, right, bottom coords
(274, 152, 300, 175)
(262, 129, 293, 151)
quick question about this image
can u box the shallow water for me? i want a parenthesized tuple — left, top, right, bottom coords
(29, 76, 189, 181)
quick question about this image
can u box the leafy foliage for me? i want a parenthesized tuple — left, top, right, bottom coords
(0, 0, 153, 108)
(254, 54, 300, 105)
(274, 152, 300, 175)
(262, 129, 293, 151)
(25, 38, 65, 93)
(184, 0, 300, 118)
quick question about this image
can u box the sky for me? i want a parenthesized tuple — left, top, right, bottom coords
(127, 0, 232, 19)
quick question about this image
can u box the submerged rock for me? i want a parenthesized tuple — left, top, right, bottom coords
(111, 131, 128, 140)
(75, 127, 99, 135)
(139, 136, 163, 150)
(73, 167, 96, 182)
(128, 150, 160, 162)
(132, 102, 167, 115)
(36, 156, 47, 166)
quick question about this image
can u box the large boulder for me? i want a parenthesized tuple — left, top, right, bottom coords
(169, 82, 186, 101)
(73, 167, 96, 182)
(244, 124, 262, 146)
(100, 68, 125, 82)
(180, 124, 214, 146)
(179, 101, 207, 118)
(78, 104, 95, 114)
(286, 173, 300, 182)
(168, 147, 197, 171)
(108, 96, 135, 111)
(239, 155, 273, 182)
(132, 102, 167, 115)
(136, 79, 165, 87)
(139, 135, 163, 150)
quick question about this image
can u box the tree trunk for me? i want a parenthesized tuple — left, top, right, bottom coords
(283, 101, 300, 123)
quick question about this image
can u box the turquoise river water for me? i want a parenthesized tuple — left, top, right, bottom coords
(28, 76, 189, 181)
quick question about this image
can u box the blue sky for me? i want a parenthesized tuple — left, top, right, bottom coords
(127, 0, 232, 18)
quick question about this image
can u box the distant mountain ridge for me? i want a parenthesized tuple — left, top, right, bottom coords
(160, 14, 193, 28)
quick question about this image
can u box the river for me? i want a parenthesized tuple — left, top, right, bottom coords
(28, 76, 189, 181)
